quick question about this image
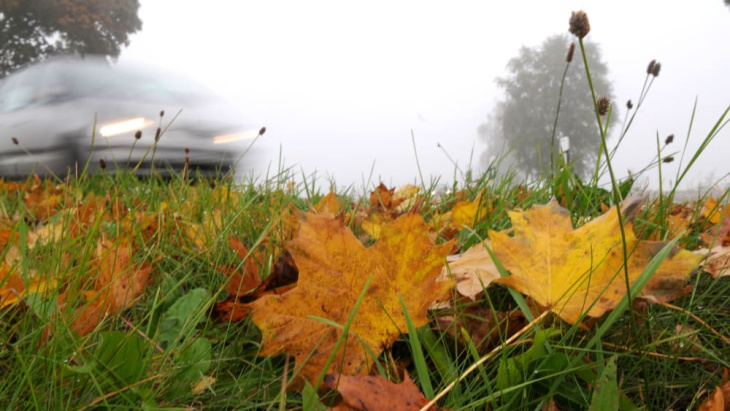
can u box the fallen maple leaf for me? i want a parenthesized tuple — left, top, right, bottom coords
(438, 241, 500, 300)
(93, 239, 152, 312)
(215, 246, 299, 322)
(361, 213, 386, 240)
(432, 193, 484, 239)
(191, 375, 216, 395)
(392, 184, 420, 214)
(314, 191, 344, 216)
(702, 213, 730, 248)
(220, 236, 262, 297)
(369, 183, 399, 212)
(185, 209, 224, 252)
(61, 238, 152, 337)
(0, 263, 54, 309)
(20, 176, 65, 221)
(699, 369, 730, 411)
(248, 211, 453, 386)
(491, 197, 703, 325)
(702, 197, 729, 226)
(325, 373, 447, 411)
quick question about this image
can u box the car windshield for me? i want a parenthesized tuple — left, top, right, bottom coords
(0, 64, 46, 111)
(58, 61, 213, 105)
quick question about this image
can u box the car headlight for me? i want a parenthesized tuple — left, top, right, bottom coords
(99, 117, 153, 137)
(213, 129, 261, 145)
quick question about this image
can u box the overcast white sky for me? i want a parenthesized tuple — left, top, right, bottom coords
(120, 1, 730, 191)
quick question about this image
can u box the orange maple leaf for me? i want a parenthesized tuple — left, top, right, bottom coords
(62, 238, 152, 337)
(699, 369, 730, 411)
(248, 211, 453, 386)
(369, 183, 399, 211)
(313, 191, 344, 216)
(221, 236, 263, 297)
(92, 238, 152, 312)
(491, 198, 703, 325)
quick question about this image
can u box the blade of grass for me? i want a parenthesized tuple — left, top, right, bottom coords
(399, 293, 434, 398)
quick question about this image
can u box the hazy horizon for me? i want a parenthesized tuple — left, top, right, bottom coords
(120, 1, 730, 192)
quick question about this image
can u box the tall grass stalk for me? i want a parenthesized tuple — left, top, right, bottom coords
(578, 38, 642, 356)
(549, 43, 574, 179)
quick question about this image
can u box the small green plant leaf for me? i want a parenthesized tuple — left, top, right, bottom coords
(590, 355, 619, 411)
(158, 288, 209, 349)
(95, 331, 146, 386)
(497, 329, 561, 391)
(175, 337, 212, 383)
(302, 381, 326, 411)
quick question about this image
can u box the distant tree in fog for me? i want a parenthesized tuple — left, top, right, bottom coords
(479, 34, 617, 179)
(0, 0, 141, 77)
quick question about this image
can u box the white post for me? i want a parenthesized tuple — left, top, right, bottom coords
(559, 135, 570, 166)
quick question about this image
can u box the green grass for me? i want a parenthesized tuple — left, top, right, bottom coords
(0, 161, 727, 410)
(1, 21, 730, 410)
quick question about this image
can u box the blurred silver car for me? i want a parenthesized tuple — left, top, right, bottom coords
(0, 55, 261, 178)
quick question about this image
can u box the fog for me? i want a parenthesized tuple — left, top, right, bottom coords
(121, 1, 730, 191)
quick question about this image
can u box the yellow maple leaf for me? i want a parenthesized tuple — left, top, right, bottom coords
(248, 211, 453, 386)
(361, 213, 385, 239)
(702, 196, 729, 226)
(431, 192, 485, 239)
(1, 263, 55, 309)
(491, 198, 702, 325)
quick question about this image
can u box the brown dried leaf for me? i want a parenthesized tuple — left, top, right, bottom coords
(215, 250, 298, 322)
(435, 307, 525, 353)
(699, 369, 730, 411)
(325, 373, 447, 411)
(94, 239, 152, 312)
(438, 241, 500, 300)
(221, 236, 262, 297)
(696, 246, 730, 278)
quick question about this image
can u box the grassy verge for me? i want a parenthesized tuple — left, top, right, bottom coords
(0, 160, 727, 409)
